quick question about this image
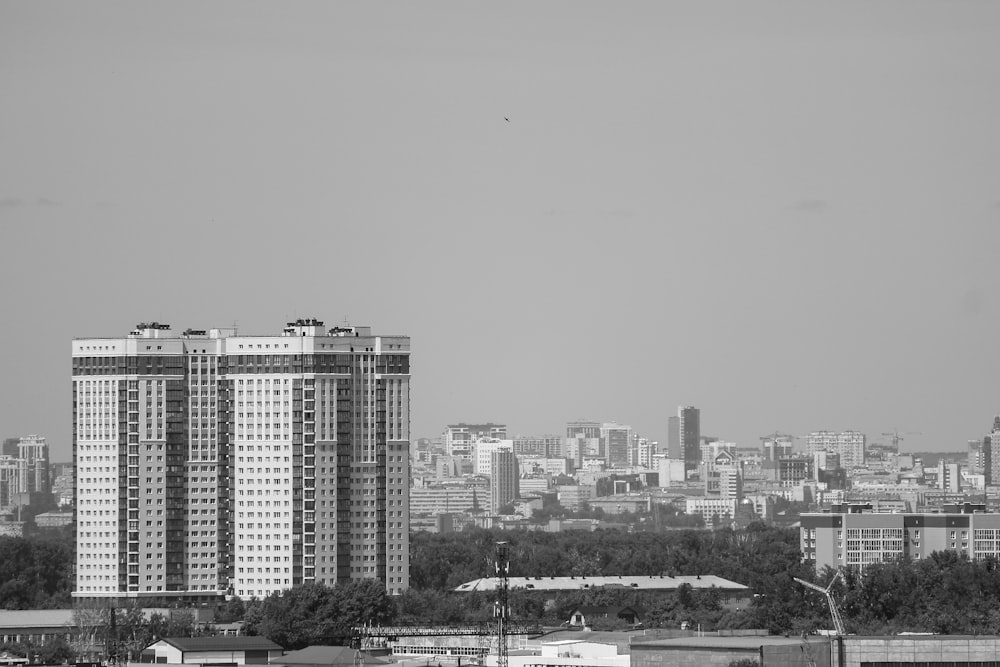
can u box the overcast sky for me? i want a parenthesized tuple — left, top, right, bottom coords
(3, 1, 1000, 461)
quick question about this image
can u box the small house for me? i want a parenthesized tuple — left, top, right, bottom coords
(568, 606, 643, 628)
(140, 636, 284, 664)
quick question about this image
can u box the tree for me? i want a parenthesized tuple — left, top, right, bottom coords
(36, 637, 73, 665)
(248, 580, 396, 649)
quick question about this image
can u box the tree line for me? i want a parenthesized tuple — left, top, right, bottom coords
(14, 523, 1000, 654)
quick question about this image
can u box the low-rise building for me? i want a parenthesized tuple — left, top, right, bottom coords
(140, 636, 283, 664)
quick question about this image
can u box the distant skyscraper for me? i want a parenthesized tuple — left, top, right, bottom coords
(632, 437, 657, 468)
(601, 422, 632, 467)
(490, 450, 519, 513)
(566, 420, 601, 467)
(473, 439, 513, 476)
(73, 318, 411, 601)
(989, 420, 1000, 486)
(17, 435, 50, 496)
(667, 416, 680, 459)
(969, 439, 985, 476)
(678, 406, 700, 470)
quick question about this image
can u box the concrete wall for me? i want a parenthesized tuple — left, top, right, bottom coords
(631, 645, 760, 667)
(840, 636, 1000, 666)
(764, 641, 831, 667)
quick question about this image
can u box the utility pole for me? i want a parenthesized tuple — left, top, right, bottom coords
(494, 542, 510, 667)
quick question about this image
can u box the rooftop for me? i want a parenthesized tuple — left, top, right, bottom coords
(631, 636, 812, 650)
(155, 636, 283, 652)
(454, 575, 748, 593)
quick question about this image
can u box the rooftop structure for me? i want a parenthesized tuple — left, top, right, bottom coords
(454, 574, 748, 594)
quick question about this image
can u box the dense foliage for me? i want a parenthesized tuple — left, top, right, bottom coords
(243, 580, 395, 649)
(0, 527, 74, 609)
(838, 551, 1000, 634)
(16, 521, 1000, 644)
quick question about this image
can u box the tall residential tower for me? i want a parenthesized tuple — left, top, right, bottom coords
(73, 319, 410, 601)
(678, 406, 700, 471)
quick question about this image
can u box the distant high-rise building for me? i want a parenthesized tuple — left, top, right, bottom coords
(601, 422, 632, 467)
(762, 436, 794, 462)
(970, 439, 986, 476)
(490, 450, 519, 513)
(473, 439, 513, 476)
(631, 437, 657, 468)
(679, 406, 700, 470)
(0, 456, 20, 507)
(73, 318, 411, 601)
(807, 430, 866, 468)
(667, 416, 680, 459)
(444, 424, 506, 458)
(18, 435, 50, 496)
(566, 420, 601, 467)
(512, 435, 562, 458)
(989, 421, 1000, 486)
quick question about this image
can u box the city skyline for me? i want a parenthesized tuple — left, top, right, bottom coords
(4, 2, 1000, 459)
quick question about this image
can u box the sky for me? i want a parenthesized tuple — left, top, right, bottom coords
(2, 1, 1000, 462)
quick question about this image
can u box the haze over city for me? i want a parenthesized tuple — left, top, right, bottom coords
(3, 1, 1000, 461)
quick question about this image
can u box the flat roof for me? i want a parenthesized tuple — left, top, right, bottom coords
(631, 636, 810, 650)
(454, 575, 748, 593)
(0, 610, 75, 629)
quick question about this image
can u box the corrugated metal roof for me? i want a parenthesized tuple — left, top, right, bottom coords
(454, 575, 748, 593)
(159, 636, 283, 652)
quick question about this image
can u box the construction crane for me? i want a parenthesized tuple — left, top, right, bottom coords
(882, 430, 922, 453)
(793, 570, 845, 635)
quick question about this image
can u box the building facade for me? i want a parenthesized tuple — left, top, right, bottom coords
(678, 406, 700, 471)
(73, 318, 410, 601)
(801, 504, 1000, 571)
(444, 424, 506, 459)
(807, 430, 866, 469)
(601, 423, 632, 467)
(17, 435, 50, 497)
(490, 450, 519, 514)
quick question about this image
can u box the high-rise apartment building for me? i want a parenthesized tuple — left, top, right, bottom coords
(73, 319, 410, 601)
(490, 450, 519, 514)
(678, 406, 700, 471)
(807, 430, 866, 469)
(473, 439, 513, 476)
(667, 416, 680, 459)
(601, 422, 632, 467)
(512, 435, 562, 458)
(18, 435, 50, 496)
(566, 420, 601, 467)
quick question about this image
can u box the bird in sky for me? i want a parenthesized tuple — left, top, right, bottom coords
(504, 117, 509, 122)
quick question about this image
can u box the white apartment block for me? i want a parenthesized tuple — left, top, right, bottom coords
(444, 424, 506, 459)
(807, 430, 866, 468)
(685, 497, 738, 524)
(473, 439, 513, 476)
(73, 318, 410, 601)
